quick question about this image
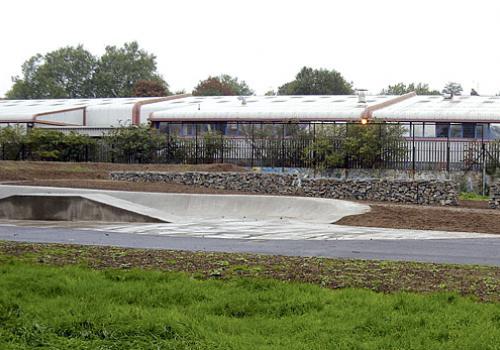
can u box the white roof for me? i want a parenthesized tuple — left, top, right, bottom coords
(3, 94, 500, 126)
(0, 98, 157, 125)
(150, 95, 394, 122)
(372, 95, 500, 122)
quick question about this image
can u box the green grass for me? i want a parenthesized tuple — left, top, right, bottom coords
(0, 260, 499, 349)
(459, 192, 489, 201)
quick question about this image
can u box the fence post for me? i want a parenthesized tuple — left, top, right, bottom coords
(482, 124, 486, 195)
(220, 131, 224, 163)
(251, 123, 255, 168)
(446, 131, 450, 172)
(281, 123, 285, 172)
(195, 123, 199, 165)
(411, 122, 416, 173)
(345, 122, 349, 169)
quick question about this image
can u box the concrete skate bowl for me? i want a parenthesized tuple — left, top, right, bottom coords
(0, 194, 167, 223)
(0, 186, 370, 224)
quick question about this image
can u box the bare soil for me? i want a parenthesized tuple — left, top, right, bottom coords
(337, 203, 500, 234)
(0, 160, 246, 182)
(1, 160, 497, 234)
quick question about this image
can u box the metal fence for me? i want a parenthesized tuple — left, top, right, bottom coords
(2, 136, 500, 173)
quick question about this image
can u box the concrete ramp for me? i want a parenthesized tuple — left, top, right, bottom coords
(0, 186, 370, 224)
(0, 194, 173, 223)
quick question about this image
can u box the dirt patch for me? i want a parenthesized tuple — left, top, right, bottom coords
(0, 241, 498, 302)
(0, 160, 246, 182)
(337, 203, 500, 234)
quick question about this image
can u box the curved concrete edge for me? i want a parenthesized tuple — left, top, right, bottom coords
(0, 185, 370, 224)
(0, 193, 178, 223)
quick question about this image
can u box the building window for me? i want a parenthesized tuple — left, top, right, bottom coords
(462, 123, 475, 139)
(475, 123, 488, 139)
(450, 124, 462, 138)
(436, 123, 449, 138)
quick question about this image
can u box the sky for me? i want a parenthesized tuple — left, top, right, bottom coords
(1, 0, 499, 97)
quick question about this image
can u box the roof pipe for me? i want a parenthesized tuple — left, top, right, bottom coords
(362, 91, 417, 119)
(132, 94, 191, 125)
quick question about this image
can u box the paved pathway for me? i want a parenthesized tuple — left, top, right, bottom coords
(1, 219, 494, 240)
(0, 224, 499, 266)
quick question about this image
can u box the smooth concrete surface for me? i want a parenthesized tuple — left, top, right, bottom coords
(0, 225, 498, 266)
(0, 185, 370, 223)
(3, 219, 494, 240)
(0, 194, 172, 223)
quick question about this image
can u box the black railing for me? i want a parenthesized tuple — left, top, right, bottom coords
(1, 136, 500, 172)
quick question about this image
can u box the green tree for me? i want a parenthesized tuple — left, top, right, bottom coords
(6, 46, 97, 99)
(93, 42, 167, 98)
(278, 67, 353, 95)
(6, 42, 167, 99)
(192, 74, 253, 96)
(442, 82, 463, 96)
(381, 82, 440, 95)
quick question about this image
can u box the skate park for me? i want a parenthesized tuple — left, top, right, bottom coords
(0, 184, 498, 266)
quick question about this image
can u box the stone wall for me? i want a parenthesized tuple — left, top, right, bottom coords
(110, 171, 458, 206)
(489, 182, 500, 208)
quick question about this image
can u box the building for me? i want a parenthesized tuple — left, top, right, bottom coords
(1, 93, 500, 139)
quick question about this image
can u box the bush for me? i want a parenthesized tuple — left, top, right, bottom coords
(304, 121, 406, 170)
(24, 129, 94, 161)
(0, 126, 26, 160)
(106, 124, 165, 163)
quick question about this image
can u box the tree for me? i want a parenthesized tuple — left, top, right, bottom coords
(6, 46, 97, 99)
(132, 80, 170, 97)
(192, 74, 253, 96)
(381, 82, 440, 95)
(6, 42, 167, 99)
(442, 82, 463, 96)
(93, 42, 167, 98)
(277, 67, 353, 95)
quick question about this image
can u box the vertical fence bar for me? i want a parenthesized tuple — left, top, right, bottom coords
(251, 123, 255, 168)
(195, 123, 199, 165)
(482, 124, 486, 195)
(220, 131, 224, 163)
(281, 123, 285, 172)
(446, 131, 450, 172)
(411, 122, 415, 173)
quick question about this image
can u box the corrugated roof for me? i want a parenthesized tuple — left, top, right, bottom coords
(372, 95, 500, 122)
(149, 95, 393, 122)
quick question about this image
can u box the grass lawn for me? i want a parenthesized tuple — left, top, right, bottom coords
(0, 242, 499, 349)
(0, 261, 499, 349)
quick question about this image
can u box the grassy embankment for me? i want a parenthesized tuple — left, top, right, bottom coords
(0, 242, 499, 349)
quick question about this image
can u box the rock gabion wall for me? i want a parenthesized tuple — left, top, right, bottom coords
(489, 182, 500, 209)
(110, 171, 458, 206)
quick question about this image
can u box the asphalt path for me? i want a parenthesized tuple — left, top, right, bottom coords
(0, 225, 499, 266)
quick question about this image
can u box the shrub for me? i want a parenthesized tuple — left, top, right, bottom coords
(304, 121, 407, 170)
(106, 124, 165, 163)
(0, 126, 27, 160)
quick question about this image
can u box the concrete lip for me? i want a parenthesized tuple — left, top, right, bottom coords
(0, 185, 370, 224)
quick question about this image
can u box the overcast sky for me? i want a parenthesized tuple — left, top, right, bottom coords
(1, 0, 499, 97)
